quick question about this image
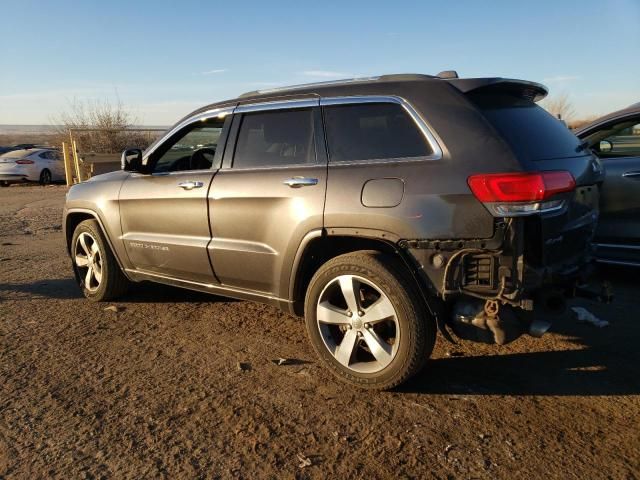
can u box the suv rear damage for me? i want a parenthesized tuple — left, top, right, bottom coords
(404, 79, 603, 345)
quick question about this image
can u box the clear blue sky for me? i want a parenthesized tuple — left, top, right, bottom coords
(1, 0, 638, 125)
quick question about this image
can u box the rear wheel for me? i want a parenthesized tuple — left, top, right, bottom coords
(0, 181, 9, 187)
(39, 169, 52, 185)
(304, 251, 435, 390)
(71, 219, 129, 301)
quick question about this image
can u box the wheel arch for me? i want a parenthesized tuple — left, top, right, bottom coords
(288, 229, 439, 318)
(65, 209, 129, 275)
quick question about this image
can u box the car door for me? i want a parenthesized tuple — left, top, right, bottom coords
(208, 99, 327, 296)
(118, 110, 232, 283)
(583, 116, 640, 252)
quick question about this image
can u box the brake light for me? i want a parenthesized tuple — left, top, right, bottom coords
(468, 171, 575, 217)
(15, 159, 34, 164)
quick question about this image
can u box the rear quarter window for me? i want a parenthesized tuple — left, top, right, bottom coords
(468, 92, 585, 162)
(323, 103, 432, 162)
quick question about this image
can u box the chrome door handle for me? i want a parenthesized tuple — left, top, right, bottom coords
(622, 171, 640, 179)
(178, 181, 204, 190)
(283, 177, 319, 188)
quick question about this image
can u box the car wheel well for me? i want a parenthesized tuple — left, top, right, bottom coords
(65, 212, 97, 253)
(292, 235, 425, 316)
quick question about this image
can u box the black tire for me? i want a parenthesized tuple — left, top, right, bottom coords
(304, 251, 436, 390)
(0, 181, 9, 187)
(71, 219, 129, 301)
(39, 169, 52, 185)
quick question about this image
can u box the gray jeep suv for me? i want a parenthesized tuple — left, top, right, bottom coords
(63, 73, 604, 389)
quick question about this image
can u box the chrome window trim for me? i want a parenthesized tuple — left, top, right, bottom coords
(235, 98, 319, 113)
(320, 95, 443, 163)
(144, 106, 236, 161)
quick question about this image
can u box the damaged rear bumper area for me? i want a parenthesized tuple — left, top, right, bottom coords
(401, 214, 600, 345)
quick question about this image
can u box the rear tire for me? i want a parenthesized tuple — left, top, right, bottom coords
(39, 169, 52, 185)
(71, 219, 129, 301)
(304, 251, 436, 390)
(0, 181, 9, 187)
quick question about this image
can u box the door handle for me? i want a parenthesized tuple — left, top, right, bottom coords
(622, 171, 640, 179)
(178, 181, 204, 190)
(283, 177, 319, 188)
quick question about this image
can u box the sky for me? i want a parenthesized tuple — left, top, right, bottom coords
(1, 0, 639, 125)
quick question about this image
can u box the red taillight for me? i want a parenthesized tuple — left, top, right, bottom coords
(467, 171, 575, 203)
(15, 159, 34, 164)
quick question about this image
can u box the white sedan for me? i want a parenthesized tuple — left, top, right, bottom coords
(0, 148, 65, 186)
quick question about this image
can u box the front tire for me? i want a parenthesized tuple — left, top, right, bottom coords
(304, 251, 435, 390)
(71, 219, 129, 301)
(39, 169, 52, 185)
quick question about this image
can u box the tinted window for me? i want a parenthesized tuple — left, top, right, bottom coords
(469, 92, 585, 161)
(153, 119, 226, 172)
(233, 109, 315, 168)
(323, 103, 432, 162)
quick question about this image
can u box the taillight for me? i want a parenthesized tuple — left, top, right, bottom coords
(15, 159, 34, 164)
(468, 171, 575, 217)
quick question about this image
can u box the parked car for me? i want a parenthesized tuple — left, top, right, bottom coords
(575, 103, 640, 266)
(0, 148, 65, 186)
(63, 73, 604, 389)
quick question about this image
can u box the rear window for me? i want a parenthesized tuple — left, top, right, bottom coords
(468, 92, 585, 161)
(323, 103, 432, 162)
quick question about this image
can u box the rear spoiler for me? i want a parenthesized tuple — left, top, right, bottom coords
(447, 77, 548, 102)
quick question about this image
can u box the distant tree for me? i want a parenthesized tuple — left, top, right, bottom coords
(53, 97, 157, 153)
(541, 93, 576, 122)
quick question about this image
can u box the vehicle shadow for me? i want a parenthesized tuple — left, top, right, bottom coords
(402, 309, 639, 396)
(0, 277, 236, 304)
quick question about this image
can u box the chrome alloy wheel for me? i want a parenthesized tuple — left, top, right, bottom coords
(74, 232, 103, 292)
(316, 275, 400, 373)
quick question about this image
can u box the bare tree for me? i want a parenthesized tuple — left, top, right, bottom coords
(541, 93, 576, 122)
(52, 97, 157, 153)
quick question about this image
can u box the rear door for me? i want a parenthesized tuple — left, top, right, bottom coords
(118, 111, 232, 283)
(582, 115, 640, 255)
(208, 99, 327, 296)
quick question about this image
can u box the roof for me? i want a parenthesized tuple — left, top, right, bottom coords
(0, 148, 50, 158)
(575, 101, 640, 136)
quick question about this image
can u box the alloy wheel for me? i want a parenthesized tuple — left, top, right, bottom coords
(74, 232, 103, 292)
(316, 274, 400, 373)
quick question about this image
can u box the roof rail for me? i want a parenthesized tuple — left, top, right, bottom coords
(238, 73, 437, 98)
(436, 70, 459, 79)
(239, 76, 381, 98)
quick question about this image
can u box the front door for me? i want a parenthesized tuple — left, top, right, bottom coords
(119, 114, 231, 283)
(208, 100, 327, 296)
(587, 116, 640, 245)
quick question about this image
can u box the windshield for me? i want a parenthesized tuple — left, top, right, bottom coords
(468, 92, 586, 161)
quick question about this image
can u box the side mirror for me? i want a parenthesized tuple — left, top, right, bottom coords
(121, 148, 143, 172)
(598, 140, 613, 153)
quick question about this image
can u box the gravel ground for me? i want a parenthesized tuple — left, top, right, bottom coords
(1, 184, 639, 479)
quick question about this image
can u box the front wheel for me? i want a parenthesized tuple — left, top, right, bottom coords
(71, 219, 129, 301)
(304, 251, 435, 390)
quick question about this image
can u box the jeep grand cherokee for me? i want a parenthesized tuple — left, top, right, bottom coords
(63, 72, 604, 389)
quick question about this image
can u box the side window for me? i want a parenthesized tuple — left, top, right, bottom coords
(592, 119, 640, 158)
(38, 151, 50, 159)
(153, 118, 227, 173)
(323, 103, 432, 162)
(233, 108, 315, 169)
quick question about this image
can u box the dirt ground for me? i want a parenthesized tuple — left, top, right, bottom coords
(1, 184, 638, 479)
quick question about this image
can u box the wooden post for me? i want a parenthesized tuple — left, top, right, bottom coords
(61, 142, 74, 186)
(72, 139, 83, 182)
